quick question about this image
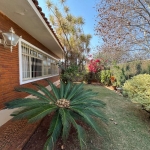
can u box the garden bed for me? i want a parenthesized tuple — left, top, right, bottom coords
(22, 85, 150, 150)
(2, 84, 150, 150)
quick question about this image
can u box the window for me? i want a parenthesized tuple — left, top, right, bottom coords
(19, 40, 59, 84)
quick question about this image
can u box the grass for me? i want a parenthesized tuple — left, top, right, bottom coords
(62, 84, 150, 150)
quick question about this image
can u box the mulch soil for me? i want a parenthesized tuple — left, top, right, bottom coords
(22, 115, 84, 150)
(22, 115, 52, 150)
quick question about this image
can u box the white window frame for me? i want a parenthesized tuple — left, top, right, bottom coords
(19, 38, 59, 85)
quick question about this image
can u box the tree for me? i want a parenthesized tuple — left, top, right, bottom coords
(95, 0, 150, 59)
(94, 44, 131, 65)
(46, 0, 92, 68)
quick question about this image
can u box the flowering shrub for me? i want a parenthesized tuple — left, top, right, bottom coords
(110, 76, 117, 86)
(110, 76, 115, 82)
(88, 59, 103, 73)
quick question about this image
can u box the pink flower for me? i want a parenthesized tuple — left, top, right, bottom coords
(87, 58, 103, 73)
(95, 59, 100, 62)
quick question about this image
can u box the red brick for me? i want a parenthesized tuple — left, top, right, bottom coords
(0, 12, 60, 109)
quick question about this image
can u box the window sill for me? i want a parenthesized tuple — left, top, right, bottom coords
(20, 74, 59, 85)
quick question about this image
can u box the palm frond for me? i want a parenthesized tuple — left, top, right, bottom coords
(5, 98, 49, 109)
(71, 91, 98, 103)
(71, 108, 104, 136)
(15, 87, 50, 102)
(66, 14, 73, 22)
(71, 99, 106, 108)
(60, 0, 66, 4)
(64, 82, 72, 98)
(28, 106, 57, 123)
(32, 83, 56, 102)
(11, 107, 44, 119)
(68, 113, 86, 150)
(67, 83, 83, 100)
(12, 105, 56, 122)
(44, 111, 62, 150)
(46, 80, 60, 99)
(47, 111, 59, 136)
(64, 6, 69, 13)
(60, 81, 65, 98)
(88, 108, 107, 123)
(71, 89, 94, 101)
(46, 0, 53, 10)
(49, 15, 55, 26)
(59, 108, 70, 141)
(77, 107, 107, 123)
(11, 108, 30, 117)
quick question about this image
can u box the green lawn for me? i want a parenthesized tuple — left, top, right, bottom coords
(63, 84, 150, 150)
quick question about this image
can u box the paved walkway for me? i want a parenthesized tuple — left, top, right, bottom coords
(0, 119, 41, 150)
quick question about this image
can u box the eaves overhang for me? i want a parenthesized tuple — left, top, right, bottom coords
(0, 0, 64, 58)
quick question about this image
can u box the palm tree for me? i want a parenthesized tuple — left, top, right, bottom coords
(46, 0, 92, 68)
(5, 81, 107, 150)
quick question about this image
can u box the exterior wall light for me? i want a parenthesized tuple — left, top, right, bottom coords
(0, 27, 21, 52)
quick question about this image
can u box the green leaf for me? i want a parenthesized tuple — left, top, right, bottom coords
(28, 106, 57, 123)
(47, 80, 60, 99)
(64, 82, 72, 98)
(47, 111, 59, 136)
(71, 89, 93, 100)
(15, 87, 50, 102)
(60, 81, 65, 98)
(12, 105, 56, 122)
(5, 98, 49, 109)
(68, 113, 86, 150)
(67, 83, 83, 100)
(71, 99, 106, 108)
(71, 91, 98, 104)
(59, 108, 70, 141)
(71, 108, 104, 136)
(44, 111, 62, 150)
(32, 83, 56, 102)
(72, 89, 96, 99)
(83, 108, 107, 123)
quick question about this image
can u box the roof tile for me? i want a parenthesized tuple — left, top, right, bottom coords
(32, 0, 64, 52)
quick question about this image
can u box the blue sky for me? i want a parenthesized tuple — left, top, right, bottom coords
(38, 0, 103, 53)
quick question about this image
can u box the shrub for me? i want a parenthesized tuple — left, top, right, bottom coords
(123, 74, 150, 111)
(5, 81, 107, 150)
(99, 70, 111, 85)
(147, 65, 150, 74)
(110, 66, 126, 87)
(84, 72, 92, 83)
(60, 64, 85, 83)
(136, 63, 142, 75)
(84, 72, 99, 84)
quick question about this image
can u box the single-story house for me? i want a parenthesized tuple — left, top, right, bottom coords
(0, 0, 64, 126)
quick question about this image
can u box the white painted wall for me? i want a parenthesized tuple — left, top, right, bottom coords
(0, 80, 60, 127)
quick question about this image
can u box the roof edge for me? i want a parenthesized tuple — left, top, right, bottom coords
(32, 0, 65, 53)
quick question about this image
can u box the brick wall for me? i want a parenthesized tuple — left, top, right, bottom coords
(0, 12, 60, 109)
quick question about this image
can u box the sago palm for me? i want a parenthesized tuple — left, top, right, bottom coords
(5, 81, 107, 150)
